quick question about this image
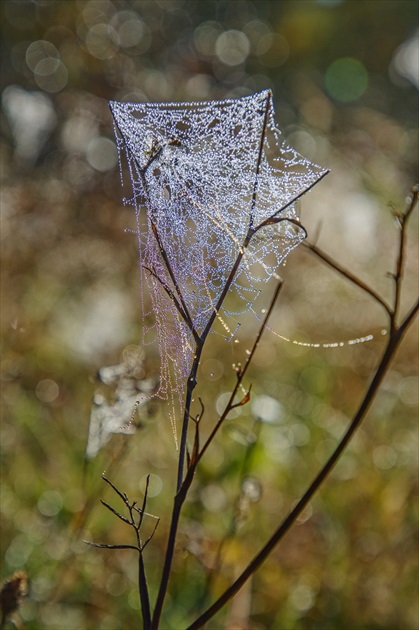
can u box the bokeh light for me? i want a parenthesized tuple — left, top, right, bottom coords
(325, 57, 369, 102)
(391, 32, 419, 88)
(215, 29, 250, 66)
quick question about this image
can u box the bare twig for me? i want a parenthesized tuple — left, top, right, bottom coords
(84, 541, 141, 551)
(302, 241, 392, 316)
(85, 475, 158, 630)
(149, 220, 199, 344)
(187, 314, 416, 628)
(143, 264, 197, 339)
(249, 90, 271, 227)
(197, 279, 283, 465)
(150, 280, 284, 630)
(186, 188, 418, 629)
(175, 95, 272, 498)
(392, 185, 418, 321)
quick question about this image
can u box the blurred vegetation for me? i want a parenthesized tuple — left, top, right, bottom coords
(1, 1, 418, 629)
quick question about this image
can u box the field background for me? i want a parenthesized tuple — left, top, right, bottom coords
(1, 1, 418, 629)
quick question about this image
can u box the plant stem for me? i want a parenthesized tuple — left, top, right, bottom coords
(187, 189, 418, 629)
(139, 554, 151, 630)
(150, 474, 193, 630)
(187, 300, 417, 630)
(150, 96, 275, 628)
(197, 280, 283, 465)
(151, 280, 284, 630)
(176, 348, 202, 492)
(302, 241, 392, 316)
(393, 186, 418, 321)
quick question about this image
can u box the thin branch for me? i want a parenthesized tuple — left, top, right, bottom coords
(197, 279, 283, 464)
(143, 264, 197, 339)
(151, 350, 204, 630)
(138, 474, 151, 532)
(102, 474, 128, 503)
(149, 220, 199, 344)
(392, 185, 418, 321)
(187, 188, 418, 629)
(150, 474, 194, 630)
(302, 241, 392, 316)
(398, 299, 419, 336)
(86, 475, 157, 630)
(138, 475, 152, 630)
(142, 515, 161, 551)
(255, 169, 330, 232)
(177, 350, 202, 491)
(84, 541, 140, 551)
(187, 301, 417, 630)
(249, 90, 271, 227)
(100, 500, 131, 525)
(139, 555, 151, 630)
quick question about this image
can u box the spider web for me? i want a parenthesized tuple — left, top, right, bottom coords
(110, 89, 328, 430)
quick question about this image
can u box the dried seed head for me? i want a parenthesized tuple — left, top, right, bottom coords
(0, 571, 29, 620)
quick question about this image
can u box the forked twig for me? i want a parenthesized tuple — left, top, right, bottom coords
(151, 135, 326, 628)
(197, 280, 283, 465)
(150, 279, 284, 630)
(186, 186, 418, 629)
(84, 475, 159, 630)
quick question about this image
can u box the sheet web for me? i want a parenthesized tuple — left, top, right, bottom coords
(110, 90, 328, 434)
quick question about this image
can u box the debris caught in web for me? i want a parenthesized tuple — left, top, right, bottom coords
(86, 345, 155, 458)
(110, 90, 328, 432)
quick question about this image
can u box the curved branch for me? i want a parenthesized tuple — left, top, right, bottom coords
(187, 302, 417, 630)
(302, 241, 392, 316)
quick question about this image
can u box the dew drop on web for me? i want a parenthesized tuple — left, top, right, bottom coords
(110, 90, 328, 431)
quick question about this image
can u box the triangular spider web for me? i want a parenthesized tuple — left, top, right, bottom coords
(110, 90, 328, 435)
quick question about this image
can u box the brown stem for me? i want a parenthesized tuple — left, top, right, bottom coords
(197, 279, 284, 464)
(302, 241, 392, 316)
(139, 553, 151, 630)
(176, 349, 202, 492)
(150, 473, 194, 630)
(187, 302, 417, 630)
(151, 267, 284, 630)
(187, 189, 418, 629)
(393, 186, 418, 321)
(249, 91, 271, 226)
(149, 221, 200, 344)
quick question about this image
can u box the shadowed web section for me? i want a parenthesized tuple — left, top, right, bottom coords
(110, 90, 328, 433)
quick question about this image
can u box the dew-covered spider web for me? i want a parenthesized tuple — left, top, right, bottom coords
(110, 89, 328, 435)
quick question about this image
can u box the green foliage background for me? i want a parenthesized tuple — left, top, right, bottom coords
(1, 1, 418, 629)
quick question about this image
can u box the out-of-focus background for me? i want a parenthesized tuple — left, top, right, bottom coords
(1, 1, 418, 629)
